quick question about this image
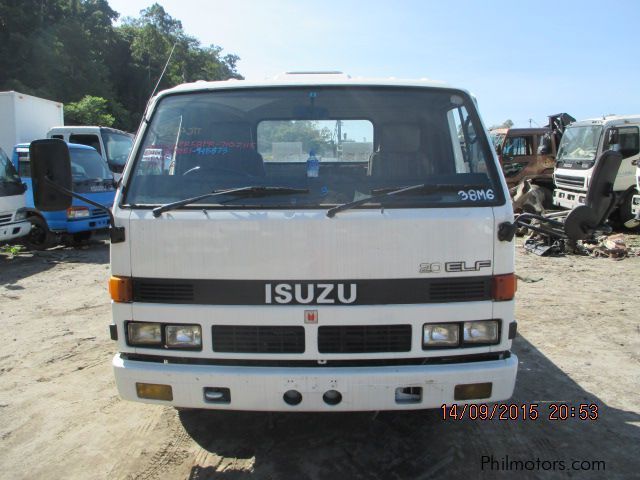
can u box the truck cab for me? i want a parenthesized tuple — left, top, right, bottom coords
(30, 73, 519, 411)
(0, 146, 30, 243)
(553, 115, 640, 226)
(492, 127, 556, 189)
(12, 142, 116, 248)
(47, 126, 134, 181)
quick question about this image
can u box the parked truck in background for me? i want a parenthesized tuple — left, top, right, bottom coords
(29, 73, 518, 411)
(12, 142, 115, 249)
(490, 114, 574, 213)
(0, 91, 64, 155)
(47, 126, 134, 181)
(0, 146, 30, 243)
(553, 115, 640, 228)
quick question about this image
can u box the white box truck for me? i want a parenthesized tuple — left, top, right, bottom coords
(0, 91, 64, 155)
(28, 73, 518, 411)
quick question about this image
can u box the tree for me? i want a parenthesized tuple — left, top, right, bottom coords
(64, 96, 115, 126)
(0, 1, 242, 132)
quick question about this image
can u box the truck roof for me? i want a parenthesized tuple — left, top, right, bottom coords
(14, 142, 98, 152)
(569, 114, 640, 128)
(154, 72, 460, 100)
(48, 126, 133, 136)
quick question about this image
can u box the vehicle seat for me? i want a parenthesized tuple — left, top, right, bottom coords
(182, 122, 265, 178)
(368, 124, 426, 177)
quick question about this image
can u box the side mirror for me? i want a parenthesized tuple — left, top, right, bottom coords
(495, 144, 502, 156)
(21, 182, 28, 193)
(606, 128, 619, 147)
(29, 139, 72, 211)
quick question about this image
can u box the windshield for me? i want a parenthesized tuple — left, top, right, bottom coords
(102, 130, 133, 172)
(556, 125, 602, 163)
(124, 87, 503, 209)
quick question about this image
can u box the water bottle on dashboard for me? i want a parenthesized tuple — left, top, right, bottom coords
(306, 149, 319, 178)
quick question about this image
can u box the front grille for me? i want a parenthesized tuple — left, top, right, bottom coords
(318, 324, 412, 353)
(212, 325, 305, 353)
(134, 281, 195, 303)
(90, 208, 109, 218)
(555, 174, 584, 188)
(0, 213, 12, 225)
(430, 279, 490, 302)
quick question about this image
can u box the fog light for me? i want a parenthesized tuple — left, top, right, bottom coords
(166, 325, 201, 348)
(423, 323, 459, 348)
(136, 382, 173, 401)
(463, 320, 499, 345)
(454, 382, 492, 400)
(128, 322, 162, 346)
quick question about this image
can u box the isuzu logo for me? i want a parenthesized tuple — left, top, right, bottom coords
(265, 283, 357, 304)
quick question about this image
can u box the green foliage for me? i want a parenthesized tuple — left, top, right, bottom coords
(0, 244, 24, 259)
(0, 1, 242, 132)
(65, 96, 115, 126)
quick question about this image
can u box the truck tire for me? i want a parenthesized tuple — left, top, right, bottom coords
(615, 192, 640, 231)
(25, 216, 55, 250)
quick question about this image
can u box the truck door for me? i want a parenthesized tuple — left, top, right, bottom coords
(501, 134, 535, 185)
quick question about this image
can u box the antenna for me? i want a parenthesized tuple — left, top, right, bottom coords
(140, 42, 177, 124)
(150, 41, 177, 98)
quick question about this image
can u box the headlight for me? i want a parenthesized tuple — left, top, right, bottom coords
(463, 320, 499, 345)
(165, 325, 201, 348)
(423, 323, 459, 348)
(15, 209, 28, 221)
(67, 206, 90, 219)
(127, 322, 162, 346)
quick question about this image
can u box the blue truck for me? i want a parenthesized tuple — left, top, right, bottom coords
(12, 142, 115, 249)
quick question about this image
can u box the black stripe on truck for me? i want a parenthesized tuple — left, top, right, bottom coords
(132, 277, 492, 305)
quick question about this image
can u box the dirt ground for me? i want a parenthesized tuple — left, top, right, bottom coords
(1, 234, 639, 479)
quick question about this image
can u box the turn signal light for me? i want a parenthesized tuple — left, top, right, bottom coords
(109, 276, 132, 302)
(492, 274, 517, 301)
(136, 383, 173, 401)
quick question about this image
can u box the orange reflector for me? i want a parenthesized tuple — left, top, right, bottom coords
(136, 383, 173, 401)
(109, 276, 132, 302)
(454, 382, 492, 401)
(492, 273, 517, 301)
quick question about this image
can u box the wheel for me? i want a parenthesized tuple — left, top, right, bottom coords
(615, 192, 640, 231)
(25, 216, 55, 250)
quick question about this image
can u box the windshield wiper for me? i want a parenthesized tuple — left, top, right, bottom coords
(152, 186, 309, 218)
(326, 183, 489, 218)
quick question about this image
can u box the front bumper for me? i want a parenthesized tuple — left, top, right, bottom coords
(0, 219, 31, 243)
(113, 353, 518, 411)
(553, 189, 586, 210)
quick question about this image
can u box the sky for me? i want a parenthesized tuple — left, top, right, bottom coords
(106, 0, 640, 128)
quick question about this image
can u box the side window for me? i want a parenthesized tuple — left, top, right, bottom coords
(69, 134, 102, 154)
(618, 127, 639, 159)
(503, 136, 533, 156)
(447, 105, 487, 173)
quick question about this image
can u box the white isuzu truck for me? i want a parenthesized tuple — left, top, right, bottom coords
(30, 73, 518, 411)
(553, 115, 640, 227)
